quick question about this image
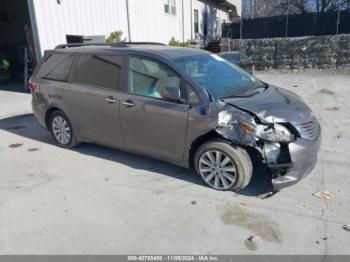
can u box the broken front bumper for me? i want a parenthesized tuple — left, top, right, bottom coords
(270, 132, 321, 191)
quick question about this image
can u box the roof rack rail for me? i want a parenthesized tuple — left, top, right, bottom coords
(55, 42, 166, 49)
(125, 42, 166, 46)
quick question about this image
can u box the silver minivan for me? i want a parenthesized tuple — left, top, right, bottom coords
(30, 43, 321, 192)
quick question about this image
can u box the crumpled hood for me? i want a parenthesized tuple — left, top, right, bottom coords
(225, 85, 315, 124)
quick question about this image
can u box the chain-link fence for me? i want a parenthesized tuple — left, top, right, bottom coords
(222, 10, 350, 39)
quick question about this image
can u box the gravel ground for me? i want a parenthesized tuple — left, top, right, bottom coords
(0, 71, 349, 255)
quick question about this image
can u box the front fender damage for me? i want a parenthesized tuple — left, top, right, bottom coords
(207, 102, 259, 147)
(207, 102, 292, 193)
(215, 112, 258, 147)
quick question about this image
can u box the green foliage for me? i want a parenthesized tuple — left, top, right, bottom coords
(106, 31, 127, 43)
(0, 59, 10, 70)
(168, 37, 190, 47)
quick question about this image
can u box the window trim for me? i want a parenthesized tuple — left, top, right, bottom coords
(203, 11, 208, 37)
(164, 0, 176, 16)
(185, 82, 201, 105)
(194, 9, 199, 34)
(72, 53, 125, 92)
(126, 55, 186, 104)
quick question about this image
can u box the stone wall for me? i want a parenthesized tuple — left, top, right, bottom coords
(225, 34, 350, 71)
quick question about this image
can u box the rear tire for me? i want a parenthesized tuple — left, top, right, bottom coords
(49, 111, 79, 148)
(194, 140, 253, 191)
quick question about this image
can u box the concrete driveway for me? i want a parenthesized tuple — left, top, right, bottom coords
(0, 71, 349, 255)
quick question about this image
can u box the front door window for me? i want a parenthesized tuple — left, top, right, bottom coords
(128, 56, 180, 101)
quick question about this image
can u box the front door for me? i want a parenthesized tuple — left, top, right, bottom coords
(64, 54, 124, 147)
(119, 56, 188, 162)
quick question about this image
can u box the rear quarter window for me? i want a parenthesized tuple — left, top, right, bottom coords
(38, 53, 74, 82)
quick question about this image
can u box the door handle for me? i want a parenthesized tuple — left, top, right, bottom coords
(121, 100, 135, 107)
(105, 97, 117, 104)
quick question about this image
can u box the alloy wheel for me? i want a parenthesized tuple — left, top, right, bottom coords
(198, 150, 237, 190)
(52, 116, 71, 145)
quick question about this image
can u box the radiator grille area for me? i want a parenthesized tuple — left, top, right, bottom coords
(295, 121, 320, 140)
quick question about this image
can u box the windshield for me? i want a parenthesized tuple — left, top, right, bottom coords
(173, 53, 262, 98)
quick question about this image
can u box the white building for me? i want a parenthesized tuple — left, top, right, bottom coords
(1, 0, 241, 63)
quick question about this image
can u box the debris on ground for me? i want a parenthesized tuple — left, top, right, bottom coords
(244, 235, 261, 251)
(8, 143, 23, 148)
(312, 191, 332, 199)
(319, 88, 335, 95)
(247, 235, 261, 242)
(28, 148, 40, 152)
(343, 225, 350, 231)
(326, 107, 339, 111)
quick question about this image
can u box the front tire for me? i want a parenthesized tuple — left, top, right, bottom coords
(194, 140, 253, 191)
(49, 111, 78, 148)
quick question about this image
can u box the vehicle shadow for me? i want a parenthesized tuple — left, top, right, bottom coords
(0, 114, 272, 197)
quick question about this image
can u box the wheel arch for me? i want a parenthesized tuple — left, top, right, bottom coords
(45, 107, 62, 129)
(188, 130, 263, 170)
(188, 130, 223, 169)
(45, 106, 76, 133)
(45, 107, 80, 148)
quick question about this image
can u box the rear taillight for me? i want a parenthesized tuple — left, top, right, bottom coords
(28, 81, 38, 92)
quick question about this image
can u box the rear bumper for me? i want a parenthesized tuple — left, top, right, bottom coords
(271, 132, 321, 191)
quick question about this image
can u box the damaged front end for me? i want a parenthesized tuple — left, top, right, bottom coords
(209, 102, 320, 192)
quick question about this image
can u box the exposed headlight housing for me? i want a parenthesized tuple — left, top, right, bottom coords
(254, 123, 294, 143)
(218, 111, 235, 126)
(218, 111, 294, 143)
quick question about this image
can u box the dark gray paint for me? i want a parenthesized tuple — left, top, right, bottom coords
(31, 45, 321, 191)
(225, 85, 316, 124)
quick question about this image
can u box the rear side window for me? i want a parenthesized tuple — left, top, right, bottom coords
(38, 53, 74, 82)
(76, 55, 123, 90)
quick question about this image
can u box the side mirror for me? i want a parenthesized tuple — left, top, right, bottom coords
(160, 86, 181, 101)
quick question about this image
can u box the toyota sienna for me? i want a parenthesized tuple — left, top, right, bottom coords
(30, 43, 321, 192)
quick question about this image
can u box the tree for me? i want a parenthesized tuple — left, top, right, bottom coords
(243, 0, 283, 18)
(168, 37, 189, 47)
(278, 0, 350, 14)
(278, 0, 313, 14)
(242, 0, 350, 18)
(315, 0, 350, 12)
(106, 31, 126, 43)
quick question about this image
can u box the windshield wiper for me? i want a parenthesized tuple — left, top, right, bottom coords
(217, 94, 249, 99)
(260, 82, 269, 89)
(244, 82, 269, 96)
(216, 82, 269, 99)
(252, 82, 269, 90)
